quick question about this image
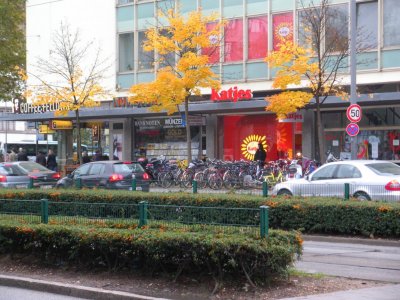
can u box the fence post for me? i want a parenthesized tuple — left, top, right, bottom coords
(262, 181, 268, 197)
(131, 177, 137, 191)
(192, 180, 198, 194)
(344, 183, 350, 200)
(28, 177, 34, 189)
(75, 177, 82, 189)
(139, 201, 148, 227)
(41, 198, 48, 224)
(260, 205, 269, 238)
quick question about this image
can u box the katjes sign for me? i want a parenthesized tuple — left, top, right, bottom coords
(211, 86, 253, 102)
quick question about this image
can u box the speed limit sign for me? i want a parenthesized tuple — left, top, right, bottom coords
(346, 104, 362, 123)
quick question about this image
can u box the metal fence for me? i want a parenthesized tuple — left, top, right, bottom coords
(0, 199, 269, 237)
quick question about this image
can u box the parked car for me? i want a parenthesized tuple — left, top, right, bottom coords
(9, 161, 61, 189)
(56, 161, 150, 191)
(272, 160, 400, 201)
(0, 163, 31, 188)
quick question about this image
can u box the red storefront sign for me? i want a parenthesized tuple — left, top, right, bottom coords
(211, 86, 252, 102)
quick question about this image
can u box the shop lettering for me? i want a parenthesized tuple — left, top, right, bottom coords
(165, 118, 183, 126)
(134, 120, 161, 127)
(16, 102, 70, 114)
(211, 87, 252, 102)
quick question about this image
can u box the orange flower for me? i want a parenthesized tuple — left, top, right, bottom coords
(378, 206, 392, 213)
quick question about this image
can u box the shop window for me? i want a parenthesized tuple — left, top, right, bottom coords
(118, 33, 134, 72)
(273, 12, 293, 50)
(383, 0, 400, 47)
(357, 1, 378, 50)
(113, 123, 123, 130)
(248, 16, 268, 60)
(247, 0, 268, 15)
(117, 6, 134, 32)
(224, 19, 243, 62)
(138, 2, 154, 30)
(138, 31, 154, 70)
(223, 0, 243, 18)
(202, 23, 220, 64)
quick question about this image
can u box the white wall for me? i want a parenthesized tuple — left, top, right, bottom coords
(26, 0, 116, 97)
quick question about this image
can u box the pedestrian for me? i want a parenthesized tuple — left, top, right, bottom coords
(17, 147, 29, 161)
(82, 151, 91, 164)
(35, 151, 47, 167)
(254, 142, 267, 166)
(46, 149, 57, 171)
(8, 148, 17, 162)
(93, 149, 102, 161)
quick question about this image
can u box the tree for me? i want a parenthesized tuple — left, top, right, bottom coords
(28, 24, 110, 164)
(265, 0, 352, 162)
(0, 0, 26, 103)
(128, 9, 223, 163)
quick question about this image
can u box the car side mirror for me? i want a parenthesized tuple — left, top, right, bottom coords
(305, 175, 310, 181)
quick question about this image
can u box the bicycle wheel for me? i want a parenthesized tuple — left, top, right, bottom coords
(193, 171, 207, 189)
(208, 174, 223, 190)
(181, 170, 194, 188)
(223, 170, 238, 189)
(160, 172, 173, 188)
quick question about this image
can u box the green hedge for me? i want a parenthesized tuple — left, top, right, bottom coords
(0, 221, 302, 285)
(0, 189, 399, 237)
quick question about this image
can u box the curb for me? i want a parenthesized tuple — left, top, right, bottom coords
(0, 274, 171, 300)
(302, 234, 400, 247)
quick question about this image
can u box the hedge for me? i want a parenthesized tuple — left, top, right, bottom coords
(0, 221, 302, 288)
(0, 189, 399, 238)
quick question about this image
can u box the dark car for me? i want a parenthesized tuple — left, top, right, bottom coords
(13, 161, 61, 189)
(56, 161, 150, 191)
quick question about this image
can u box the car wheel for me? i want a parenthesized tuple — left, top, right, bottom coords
(277, 189, 293, 197)
(354, 191, 371, 201)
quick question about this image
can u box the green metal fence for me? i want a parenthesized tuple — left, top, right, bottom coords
(0, 199, 269, 238)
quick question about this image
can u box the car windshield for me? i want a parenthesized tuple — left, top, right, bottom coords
(365, 162, 400, 176)
(113, 163, 133, 173)
(17, 162, 50, 173)
(125, 163, 144, 173)
(0, 164, 25, 176)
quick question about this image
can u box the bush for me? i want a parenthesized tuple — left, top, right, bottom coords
(0, 189, 399, 237)
(0, 221, 302, 286)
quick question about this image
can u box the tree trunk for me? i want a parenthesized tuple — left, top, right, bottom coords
(185, 97, 192, 163)
(315, 97, 326, 163)
(75, 110, 82, 164)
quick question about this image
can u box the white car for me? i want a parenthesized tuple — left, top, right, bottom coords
(272, 160, 400, 201)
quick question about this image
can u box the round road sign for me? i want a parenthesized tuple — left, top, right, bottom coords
(346, 104, 362, 123)
(346, 123, 360, 137)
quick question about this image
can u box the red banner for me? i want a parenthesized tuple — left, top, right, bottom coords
(273, 13, 294, 50)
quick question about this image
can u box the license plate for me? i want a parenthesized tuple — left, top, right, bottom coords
(16, 184, 28, 189)
(136, 186, 142, 191)
(40, 185, 53, 189)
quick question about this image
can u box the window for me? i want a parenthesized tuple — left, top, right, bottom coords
(298, 8, 320, 51)
(247, 0, 268, 15)
(223, 0, 243, 18)
(202, 22, 220, 64)
(366, 163, 400, 176)
(138, 31, 154, 70)
(138, 2, 154, 30)
(357, 1, 378, 49)
(311, 165, 337, 181)
(118, 0, 133, 5)
(159, 29, 175, 68)
(113, 163, 132, 173)
(335, 164, 362, 179)
(383, 0, 400, 47)
(89, 164, 105, 175)
(74, 164, 90, 177)
(325, 4, 348, 52)
(248, 16, 268, 60)
(224, 19, 243, 62)
(273, 12, 293, 50)
(119, 33, 134, 72)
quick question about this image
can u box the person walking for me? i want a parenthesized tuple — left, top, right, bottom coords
(254, 142, 267, 166)
(17, 148, 29, 161)
(46, 149, 57, 171)
(82, 151, 91, 164)
(35, 151, 47, 166)
(9, 148, 17, 162)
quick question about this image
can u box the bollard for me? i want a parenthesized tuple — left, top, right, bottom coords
(192, 180, 198, 194)
(28, 177, 34, 189)
(75, 177, 82, 189)
(131, 177, 137, 191)
(344, 183, 350, 200)
(260, 205, 269, 238)
(41, 198, 49, 224)
(139, 201, 148, 227)
(262, 181, 268, 197)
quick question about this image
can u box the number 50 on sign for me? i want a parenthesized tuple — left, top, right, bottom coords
(346, 104, 362, 123)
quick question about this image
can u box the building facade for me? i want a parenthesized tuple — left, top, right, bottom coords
(2, 0, 400, 168)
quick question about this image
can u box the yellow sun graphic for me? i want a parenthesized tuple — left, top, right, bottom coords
(275, 22, 293, 42)
(241, 135, 267, 160)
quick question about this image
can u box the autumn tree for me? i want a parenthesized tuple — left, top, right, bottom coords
(28, 24, 110, 164)
(0, 0, 26, 103)
(129, 9, 223, 163)
(265, 0, 352, 162)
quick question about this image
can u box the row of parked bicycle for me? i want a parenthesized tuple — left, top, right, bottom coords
(140, 156, 320, 190)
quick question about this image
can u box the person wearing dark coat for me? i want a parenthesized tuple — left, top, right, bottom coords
(46, 149, 57, 171)
(35, 151, 47, 166)
(82, 151, 91, 164)
(254, 142, 267, 166)
(17, 148, 29, 161)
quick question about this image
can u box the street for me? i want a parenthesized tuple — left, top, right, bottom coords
(296, 240, 400, 283)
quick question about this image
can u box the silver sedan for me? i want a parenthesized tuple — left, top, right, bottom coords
(272, 160, 400, 201)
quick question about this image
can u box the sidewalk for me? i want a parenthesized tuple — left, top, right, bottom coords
(281, 284, 400, 300)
